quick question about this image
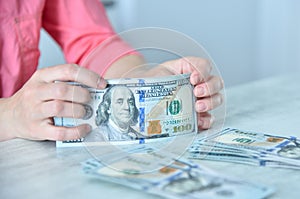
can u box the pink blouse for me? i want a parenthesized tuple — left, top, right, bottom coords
(0, 0, 135, 97)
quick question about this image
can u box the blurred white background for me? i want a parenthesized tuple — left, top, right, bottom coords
(39, 0, 300, 87)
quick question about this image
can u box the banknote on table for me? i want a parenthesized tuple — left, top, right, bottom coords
(188, 128, 300, 169)
(54, 74, 197, 147)
(81, 145, 274, 199)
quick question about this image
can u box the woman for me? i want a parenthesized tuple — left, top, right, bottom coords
(0, 0, 223, 141)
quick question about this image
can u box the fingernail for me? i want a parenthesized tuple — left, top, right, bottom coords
(197, 73, 204, 82)
(86, 124, 92, 133)
(198, 74, 204, 82)
(198, 119, 204, 127)
(196, 86, 205, 96)
(197, 102, 207, 112)
(97, 77, 107, 89)
(191, 74, 200, 85)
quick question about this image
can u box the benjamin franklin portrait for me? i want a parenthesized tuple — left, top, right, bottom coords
(85, 85, 144, 141)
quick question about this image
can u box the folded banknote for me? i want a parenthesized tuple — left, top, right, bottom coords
(55, 74, 197, 147)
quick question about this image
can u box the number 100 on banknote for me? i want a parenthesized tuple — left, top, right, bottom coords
(54, 73, 197, 145)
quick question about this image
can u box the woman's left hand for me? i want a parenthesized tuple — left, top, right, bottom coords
(160, 57, 224, 130)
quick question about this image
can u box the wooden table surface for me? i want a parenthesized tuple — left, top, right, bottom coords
(1, 73, 300, 199)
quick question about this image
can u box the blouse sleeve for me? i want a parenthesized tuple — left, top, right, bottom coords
(42, 0, 137, 75)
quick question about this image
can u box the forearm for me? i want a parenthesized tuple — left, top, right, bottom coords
(103, 54, 146, 79)
(103, 54, 174, 79)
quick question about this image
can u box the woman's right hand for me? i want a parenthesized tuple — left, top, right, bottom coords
(0, 64, 106, 141)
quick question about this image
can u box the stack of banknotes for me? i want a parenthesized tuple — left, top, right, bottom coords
(188, 128, 300, 169)
(82, 144, 274, 199)
(55, 73, 197, 147)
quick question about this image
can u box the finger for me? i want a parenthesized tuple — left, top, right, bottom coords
(41, 100, 86, 118)
(161, 57, 212, 83)
(34, 64, 107, 89)
(42, 124, 91, 141)
(197, 112, 214, 130)
(38, 82, 91, 103)
(195, 93, 223, 112)
(184, 57, 212, 85)
(194, 76, 224, 98)
(177, 57, 212, 74)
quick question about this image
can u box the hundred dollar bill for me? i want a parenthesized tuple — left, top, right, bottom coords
(188, 128, 300, 169)
(205, 128, 300, 162)
(82, 152, 274, 199)
(55, 73, 197, 147)
(189, 151, 300, 170)
(204, 128, 294, 151)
